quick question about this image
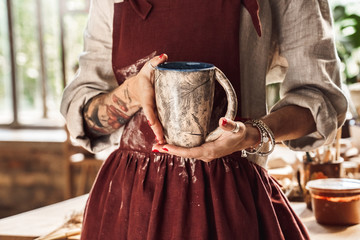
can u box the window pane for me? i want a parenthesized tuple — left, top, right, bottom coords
(13, 0, 43, 124)
(0, 0, 13, 124)
(11, 0, 64, 126)
(42, 0, 63, 124)
(0, 0, 89, 127)
(64, 14, 88, 84)
(66, 0, 87, 11)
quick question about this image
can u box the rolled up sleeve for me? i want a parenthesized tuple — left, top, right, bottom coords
(270, 0, 348, 151)
(60, 0, 121, 153)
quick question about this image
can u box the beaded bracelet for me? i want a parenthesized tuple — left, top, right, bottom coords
(240, 121, 263, 157)
(241, 119, 275, 157)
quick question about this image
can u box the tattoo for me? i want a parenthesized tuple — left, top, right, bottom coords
(123, 85, 132, 104)
(90, 105, 104, 127)
(106, 104, 130, 129)
(83, 91, 134, 136)
(83, 99, 108, 136)
(112, 94, 128, 112)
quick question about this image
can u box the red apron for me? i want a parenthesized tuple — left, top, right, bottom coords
(112, 0, 259, 152)
(80, 1, 310, 239)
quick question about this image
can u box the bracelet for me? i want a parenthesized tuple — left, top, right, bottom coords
(241, 119, 275, 157)
(240, 121, 263, 157)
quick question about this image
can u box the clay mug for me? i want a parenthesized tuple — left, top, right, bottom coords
(154, 62, 238, 147)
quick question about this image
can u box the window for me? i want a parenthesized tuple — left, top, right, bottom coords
(329, 0, 360, 85)
(0, 0, 89, 128)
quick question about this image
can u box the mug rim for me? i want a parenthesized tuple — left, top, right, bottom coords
(156, 61, 214, 72)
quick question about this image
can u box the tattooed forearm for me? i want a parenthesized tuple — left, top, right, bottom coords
(123, 85, 132, 104)
(106, 102, 130, 128)
(89, 103, 104, 127)
(112, 94, 128, 112)
(83, 82, 141, 136)
(83, 96, 109, 136)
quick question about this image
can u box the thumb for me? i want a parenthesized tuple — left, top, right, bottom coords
(152, 53, 168, 66)
(219, 117, 244, 134)
(143, 53, 168, 75)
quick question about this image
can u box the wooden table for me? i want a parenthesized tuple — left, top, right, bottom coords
(1, 196, 360, 239)
(0, 195, 87, 240)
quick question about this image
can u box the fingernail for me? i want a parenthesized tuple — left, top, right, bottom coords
(222, 118, 227, 126)
(147, 120, 152, 126)
(162, 148, 169, 152)
(152, 149, 159, 153)
(159, 53, 165, 59)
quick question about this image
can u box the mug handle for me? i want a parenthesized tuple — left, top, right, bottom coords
(205, 67, 238, 142)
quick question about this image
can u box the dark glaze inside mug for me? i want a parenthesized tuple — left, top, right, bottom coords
(156, 62, 214, 71)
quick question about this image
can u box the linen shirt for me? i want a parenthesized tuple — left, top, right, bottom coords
(60, 0, 348, 167)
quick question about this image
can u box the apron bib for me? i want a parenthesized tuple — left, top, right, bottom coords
(112, 0, 259, 151)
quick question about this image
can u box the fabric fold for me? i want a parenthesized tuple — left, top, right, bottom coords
(129, 0, 152, 20)
(81, 149, 310, 239)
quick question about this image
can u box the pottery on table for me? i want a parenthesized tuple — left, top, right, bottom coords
(306, 178, 360, 225)
(301, 160, 343, 209)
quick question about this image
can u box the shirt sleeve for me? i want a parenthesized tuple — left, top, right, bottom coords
(60, 0, 121, 153)
(270, 0, 348, 151)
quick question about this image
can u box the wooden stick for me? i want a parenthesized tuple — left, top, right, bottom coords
(315, 148, 321, 162)
(35, 228, 81, 240)
(335, 128, 342, 161)
(323, 148, 332, 163)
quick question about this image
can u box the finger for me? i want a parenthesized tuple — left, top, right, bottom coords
(152, 143, 215, 162)
(142, 53, 168, 75)
(143, 103, 165, 144)
(219, 117, 245, 134)
(136, 54, 169, 144)
(151, 53, 168, 66)
(219, 117, 236, 131)
(153, 143, 199, 158)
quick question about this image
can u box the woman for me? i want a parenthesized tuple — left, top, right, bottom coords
(61, 0, 348, 239)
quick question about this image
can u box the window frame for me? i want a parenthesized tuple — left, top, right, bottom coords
(1, 0, 89, 130)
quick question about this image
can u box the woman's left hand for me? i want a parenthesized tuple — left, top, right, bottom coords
(152, 117, 259, 162)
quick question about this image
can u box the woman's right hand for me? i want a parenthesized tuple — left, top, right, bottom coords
(83, 53, 168, 140)
(126, 53, 168, 144)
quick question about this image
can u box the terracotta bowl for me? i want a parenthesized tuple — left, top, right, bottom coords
(306, 178, 360, 225)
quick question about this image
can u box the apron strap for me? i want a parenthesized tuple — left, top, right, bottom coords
(242, 0, 262, 36)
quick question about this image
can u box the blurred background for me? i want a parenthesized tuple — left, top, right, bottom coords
(0, 0, 99, 219)
(0, 0, 360, 219)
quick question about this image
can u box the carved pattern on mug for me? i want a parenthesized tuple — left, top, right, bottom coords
(155, 62, 237, 147)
